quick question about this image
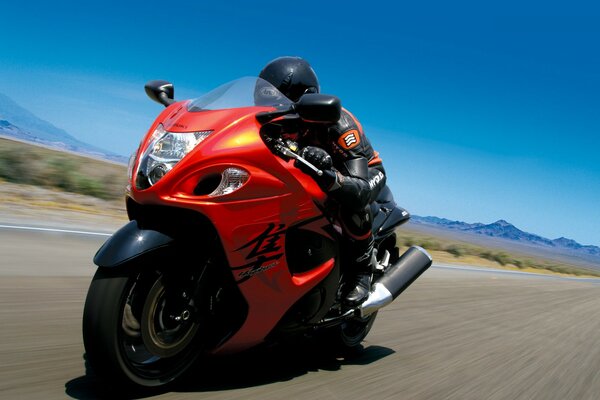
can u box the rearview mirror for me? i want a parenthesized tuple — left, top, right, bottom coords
(295, 94, 341, 123)
(144, 80, 176, 107)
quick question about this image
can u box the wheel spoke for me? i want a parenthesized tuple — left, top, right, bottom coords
(115, 268, 205, 376)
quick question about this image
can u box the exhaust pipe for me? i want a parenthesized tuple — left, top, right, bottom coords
(358, 246, 432, 317)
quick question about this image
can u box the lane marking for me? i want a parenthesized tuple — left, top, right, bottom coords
(0, 224, 112, 237)
(432, 263, 600, 282)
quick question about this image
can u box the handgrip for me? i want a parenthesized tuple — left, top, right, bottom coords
(276, 145, 323, 176)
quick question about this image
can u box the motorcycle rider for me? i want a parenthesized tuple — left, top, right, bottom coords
(259, 56, 387, 306)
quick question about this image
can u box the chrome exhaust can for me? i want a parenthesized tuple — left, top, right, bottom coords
(359, 246, 432, 317)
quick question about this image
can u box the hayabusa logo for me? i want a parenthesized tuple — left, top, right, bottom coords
(233, 223, 286, 283)
(238, 260, 280, 279)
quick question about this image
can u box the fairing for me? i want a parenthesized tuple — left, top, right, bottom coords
(127, 77, 334, 353)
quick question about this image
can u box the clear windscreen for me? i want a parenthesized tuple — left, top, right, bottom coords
(187, 76, 292, 112)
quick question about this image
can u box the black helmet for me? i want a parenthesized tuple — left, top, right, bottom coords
(259, 56, 320, 102)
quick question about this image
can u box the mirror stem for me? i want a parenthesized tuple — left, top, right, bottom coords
(159, 93, 176, 107)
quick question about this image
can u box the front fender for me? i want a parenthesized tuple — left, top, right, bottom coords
(94, 220, 174, 268)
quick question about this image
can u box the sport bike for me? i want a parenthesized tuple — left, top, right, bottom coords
(82, 76, 432, 387)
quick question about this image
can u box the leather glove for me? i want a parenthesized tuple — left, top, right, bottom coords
(298, 146, 333, 170)
(295, 146, 339, 192)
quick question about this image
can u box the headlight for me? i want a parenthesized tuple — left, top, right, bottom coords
(135, 124, 213, 189)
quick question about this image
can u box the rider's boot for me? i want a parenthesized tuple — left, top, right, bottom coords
(344, 238, 376, 306)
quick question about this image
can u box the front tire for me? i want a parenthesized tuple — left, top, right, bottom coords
(82, 266, 205, 387)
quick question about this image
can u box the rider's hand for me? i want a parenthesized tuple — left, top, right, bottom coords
(298, 146, 333, 170)
(295, 146, 339, 192)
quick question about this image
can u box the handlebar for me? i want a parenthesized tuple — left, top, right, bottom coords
(258, 116, 324, 177)
(275, 144, 323, 176)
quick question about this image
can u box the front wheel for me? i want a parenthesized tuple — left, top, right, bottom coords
(82, 265, 207, 387)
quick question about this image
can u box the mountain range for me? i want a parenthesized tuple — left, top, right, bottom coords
(1, 91, 598, 263)
(0, 92, 126, 164)
(410, 215, 600, 259)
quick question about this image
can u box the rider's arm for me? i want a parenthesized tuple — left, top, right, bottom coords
(329, 158, 386, 211)
(326, 110, 386, 211)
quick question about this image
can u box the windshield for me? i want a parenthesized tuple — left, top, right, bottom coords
(187, 76, 292, 112)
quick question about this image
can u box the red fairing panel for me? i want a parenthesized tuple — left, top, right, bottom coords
(129, 105, 333, 352)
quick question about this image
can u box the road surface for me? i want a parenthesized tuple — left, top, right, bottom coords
(1, 225, 600, 399)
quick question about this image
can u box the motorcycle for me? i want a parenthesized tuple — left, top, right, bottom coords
(82, 76, 432, 387)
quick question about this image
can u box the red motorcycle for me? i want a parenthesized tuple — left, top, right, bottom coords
(82, 76, 432, 387)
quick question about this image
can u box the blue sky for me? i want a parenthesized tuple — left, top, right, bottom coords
(1, 1, 599, 246)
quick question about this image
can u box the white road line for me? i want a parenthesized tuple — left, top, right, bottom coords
(432, 263, 600, 281)
(0, 224, 112, 237)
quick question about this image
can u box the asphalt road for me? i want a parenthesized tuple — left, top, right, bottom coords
(1, 226, 600, 400)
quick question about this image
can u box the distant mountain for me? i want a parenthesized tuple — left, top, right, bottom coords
(411, 216, 485, 231)
(411, 215, 600, 258)
(0, 92, 126, 164)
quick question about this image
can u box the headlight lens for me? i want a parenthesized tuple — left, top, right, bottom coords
(135, 124, 213, 189)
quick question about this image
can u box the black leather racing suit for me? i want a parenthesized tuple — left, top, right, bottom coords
(299, 108, 387, 276)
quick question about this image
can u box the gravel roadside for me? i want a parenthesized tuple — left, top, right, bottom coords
(0, 181, 128, 232)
